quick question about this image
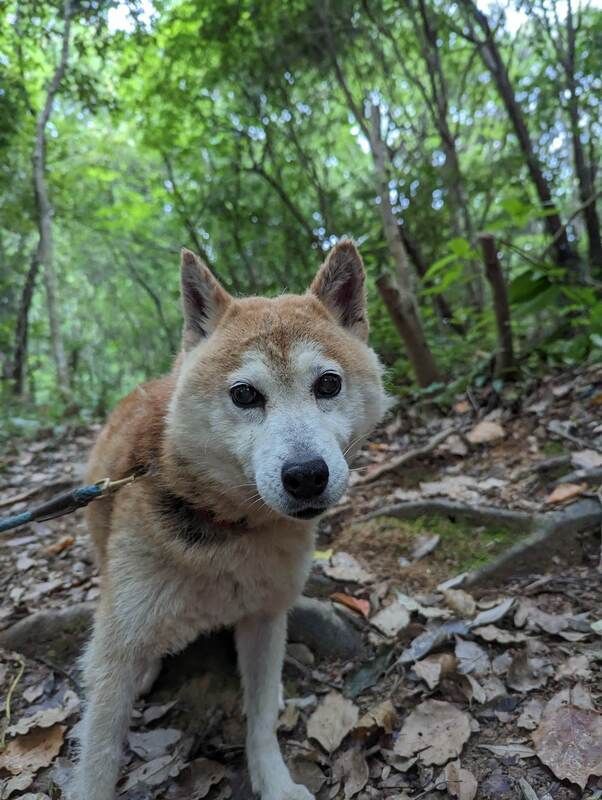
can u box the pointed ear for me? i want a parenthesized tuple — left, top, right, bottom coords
(310, 240, 368, 340)
(180, 249, 231, 349)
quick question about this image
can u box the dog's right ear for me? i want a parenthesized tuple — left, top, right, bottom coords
(180, 249, 232, 349)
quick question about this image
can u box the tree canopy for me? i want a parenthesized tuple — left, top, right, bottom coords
(1, 0, 601, 430)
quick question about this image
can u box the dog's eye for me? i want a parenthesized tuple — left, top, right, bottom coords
(230, 383, 264, 408)
(314, 372, 342, 399)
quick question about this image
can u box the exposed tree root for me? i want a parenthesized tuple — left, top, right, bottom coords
(355, 427, 462, 486)
(361, 497, 602, 588)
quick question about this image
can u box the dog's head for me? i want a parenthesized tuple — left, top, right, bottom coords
(166, 241, 391, 522)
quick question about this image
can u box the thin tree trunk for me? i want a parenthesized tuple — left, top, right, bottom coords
(478, 234, 514, 378)
(563, 2, 602, 271)
(370, 107, 442, 387)
(459, 0, 580, 278)
(12, 252, 40, 396)
(33, 0, 72, 395)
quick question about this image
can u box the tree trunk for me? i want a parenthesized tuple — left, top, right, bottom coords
(478, 234, 514, 379)
(459, 0, 580, 278)
(370, 107, 442, 387)
(12, 253, 41, 396)
(32, 0, 73, 395)
(563, 3, 602, 272)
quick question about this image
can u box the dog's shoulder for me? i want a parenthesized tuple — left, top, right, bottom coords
(87, 374, 176, 483)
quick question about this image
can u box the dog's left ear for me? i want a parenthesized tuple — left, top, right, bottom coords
(310, 240, 368, 340)
(180, 249, 232, 349)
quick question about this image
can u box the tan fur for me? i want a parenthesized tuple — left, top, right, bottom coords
(72, 242, 389, 800)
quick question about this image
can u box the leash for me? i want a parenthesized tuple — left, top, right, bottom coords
(0, 468, 146, 534)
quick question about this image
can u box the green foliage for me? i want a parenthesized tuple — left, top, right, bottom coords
(0, 0, 601, 428)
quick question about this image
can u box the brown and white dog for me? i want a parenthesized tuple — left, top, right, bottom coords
(72, 241, 390, 800)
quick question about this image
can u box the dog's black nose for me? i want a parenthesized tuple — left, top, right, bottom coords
(281, 458, 329, 500)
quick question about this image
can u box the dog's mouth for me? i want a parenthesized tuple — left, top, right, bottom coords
(289, 506, 326, 520)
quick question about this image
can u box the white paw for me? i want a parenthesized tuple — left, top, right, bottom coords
(263, 780, 314, 800)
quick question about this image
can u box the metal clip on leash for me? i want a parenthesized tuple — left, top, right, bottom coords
(0, 468, 146, 534)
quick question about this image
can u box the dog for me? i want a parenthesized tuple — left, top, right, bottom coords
(72, 240, 390, 800)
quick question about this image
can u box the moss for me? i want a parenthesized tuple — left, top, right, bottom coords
(338, 514, 526, 591)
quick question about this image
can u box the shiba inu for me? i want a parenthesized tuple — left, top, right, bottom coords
(72, 241, 390, 800)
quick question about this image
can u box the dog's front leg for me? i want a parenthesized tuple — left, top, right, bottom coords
(236, 612, 314, 800)
(72, 614, 146, 800)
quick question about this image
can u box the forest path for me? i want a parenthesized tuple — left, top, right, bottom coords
(0, 363, 601, 799)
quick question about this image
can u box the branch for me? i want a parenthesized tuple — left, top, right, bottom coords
(355, 427, 462, 485)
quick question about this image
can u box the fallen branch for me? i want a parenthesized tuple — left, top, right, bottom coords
(0, 653, 25, 750)
(355, 427, 462, 486)
(359, 499, 535, 530)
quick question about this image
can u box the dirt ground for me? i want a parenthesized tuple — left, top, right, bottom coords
(0, 363, 601, 800)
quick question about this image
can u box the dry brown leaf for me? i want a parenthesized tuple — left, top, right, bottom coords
(7, 690, 79, 736)
(354, 700, 398, 738)
(127, 728, 182, 761)
(555, 654, 592, 682)
(411, 534, 440, 560)
(121, 751, 186, 791)
(331, 593, 370, 618)
(571, 449, 602, 469)
(533, 698, 602, 789)
(470, 597, 514, 628)
(545, 482, 588, 505)
(443, 589, 476, 618)
(44, 535, 75, 556)
(307, 691, 359, 753)
(506, 651, 551, 693)
(466, 420, 505, 445)
(514, 599, 574, 635)
(370, 601, 411, 637)
(1, 770, 35, 798)
(167, 757, 226, 800)
(443, 760, 478, 800)
(454, 638, 490, 677)
(472, 625, 528, 644)
(289, 758, 326, 795)
(324, 553, 373, 583)
(413, 653, 456, 690)
(517, 698, 545, 730)
(394, 700, 472, 765)
(0, 724, 65, 776)
(278, 703, 300, 732)
(333, 748, 369, 800)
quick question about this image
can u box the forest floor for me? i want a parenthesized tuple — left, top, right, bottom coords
(0, 362, 601, 800)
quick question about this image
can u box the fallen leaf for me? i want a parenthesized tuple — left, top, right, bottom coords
(7, 690, 79, 736)
(44, 535, 75, 556)
(121, 751, 186, 791)
(555, 654, 592, 682)
(517, 697, 545, 730)
(394, 700, 472, 765)
(142, 701, 176, 725)
(545, 482, 587, 505)
(453, 400, 471, 414)
(0, 724, 65, 776)
(444, 589, 476, 618)
(571, 449, 602, 469)
(478, 743, 536, 758)
(533, 698, 602, 789)
(471, 597, 514, 627)
(370, 601, 410, 637)
(167, 757, 226, 800)
(127, 728, 182, 761)
(333, 748, 369, 800)
(454, 638, 490, 676)
(0, 771, 35, 798)
(395, 592, 449, 619)
(354, 700, 398, 738)
(324, 553, 374, 583)
(411, 534, 440, 560)
(289, 758, 326, 794)
(517, 778, 539, 800)
(591, 619, 602, 635)
(398, 620, 470, 664)
(514, 599, 577, 635)
(331, 593, 370, 618)
(278, 703, 300, 732)
(345, 646, 394, 698)
(472, 625, 528, 644)
(506, 651, 551, 693)
(307, 691, 359, 752)
(413, 653, 457, 690)
(466, 420, 505, 444)
(443, 759, 478, 800)
(437, 573, 468, 592)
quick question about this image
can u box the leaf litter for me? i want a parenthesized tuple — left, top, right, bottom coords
(1, 368, 602, 799)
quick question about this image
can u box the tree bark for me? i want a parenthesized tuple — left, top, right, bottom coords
(33, 0, 73, 395)
(370, 107, 442, 387)
(478, 233, 514, 378)
(12, 252, 40, 396)
(458, 0, 581, 278)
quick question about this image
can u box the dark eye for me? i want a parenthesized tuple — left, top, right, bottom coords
(230, 383, 264, 408)
(314, 372, 342, 399)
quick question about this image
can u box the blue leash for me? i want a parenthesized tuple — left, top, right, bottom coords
(0, 471, 145, 534)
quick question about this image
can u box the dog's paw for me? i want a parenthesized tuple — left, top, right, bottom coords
(263, 780, 314, 800)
